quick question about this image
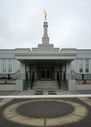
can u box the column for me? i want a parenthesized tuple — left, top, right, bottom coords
(64, 60, 66, 80)
(20, 62, 25, 80)
(31, 65, 37, 80)
(66, 61, 72, 80)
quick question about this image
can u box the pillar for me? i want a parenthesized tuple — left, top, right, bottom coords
(64, 60, 66, 80)
(66, 61, 72, 80)
(20, 62, 25, 80)
(31, 65, 37, 80)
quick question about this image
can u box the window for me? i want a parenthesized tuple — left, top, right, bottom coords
(79, 59, 83, 73)
(2, 59, 6, 72)
(85, 59, 89, 73)
(8, 59, 12, 72)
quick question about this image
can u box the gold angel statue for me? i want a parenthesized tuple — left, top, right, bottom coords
(44, 10, 47, 20)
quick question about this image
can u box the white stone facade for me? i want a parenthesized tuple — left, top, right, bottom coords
(0, 50, 91, 75)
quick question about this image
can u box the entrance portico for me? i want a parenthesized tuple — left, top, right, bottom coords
(25, 60, 65, 81)
(15, 57, 76, 90)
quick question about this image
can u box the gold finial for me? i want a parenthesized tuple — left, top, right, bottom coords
(44, 10, 47, 20)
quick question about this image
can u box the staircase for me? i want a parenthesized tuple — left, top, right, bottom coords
(32, 80, 59, 90)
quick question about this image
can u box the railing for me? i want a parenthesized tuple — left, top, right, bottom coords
(26, 71, 31, 81)
(71, 70, 91, 81)
(30, 72, 34, 89)
(0, 71, 20, 80)
(57, 72, 61, 89)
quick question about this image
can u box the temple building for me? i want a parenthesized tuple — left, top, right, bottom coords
(0, 15, 91, 91)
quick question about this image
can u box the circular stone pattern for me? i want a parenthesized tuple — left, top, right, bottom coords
(17, 101, 74, 118)
(3, 99, 88, 127)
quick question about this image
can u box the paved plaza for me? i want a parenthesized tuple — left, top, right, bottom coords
(0, 90, 91, 96)
(0, 97, 91, 127)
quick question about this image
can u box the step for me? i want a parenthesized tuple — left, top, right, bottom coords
(33, 81, 58, 85)
(32, 80, 59, 90)
(34, 81, 58, 83)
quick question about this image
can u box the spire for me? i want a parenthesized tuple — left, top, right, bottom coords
(42, 11, 49, 44)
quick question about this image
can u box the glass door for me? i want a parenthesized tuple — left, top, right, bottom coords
(41, 69, 51, 80)
(41, 69, 46, 79)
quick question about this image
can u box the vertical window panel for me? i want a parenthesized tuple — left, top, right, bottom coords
(8, 59, 12, 72)
(2, 59, 6, 72)
(85, 59, 89, 73)
(79, 59, 83, 73)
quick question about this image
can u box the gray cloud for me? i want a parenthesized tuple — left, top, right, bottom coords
(0, 0, 91, 49)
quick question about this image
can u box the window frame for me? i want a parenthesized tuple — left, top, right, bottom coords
(8, 59, 12, 73)
(2, 59, 6, 73)
(79, 59, 83, 73)
(85, 59, 89, 73)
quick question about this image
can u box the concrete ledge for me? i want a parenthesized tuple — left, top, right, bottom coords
(68, 80, 91, 90)
(0, 85, 16, 91)
(16, 80, 25, 91)
(0, 80, 16, 91)
(0, 80, 25, 91)
(68, 80, 76, 90)
(75, 85, 91, 90)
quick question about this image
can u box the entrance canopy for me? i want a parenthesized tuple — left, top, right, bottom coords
(14, 48, 77, 61)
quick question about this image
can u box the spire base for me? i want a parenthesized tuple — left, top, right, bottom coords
(42, 37, 49, 44)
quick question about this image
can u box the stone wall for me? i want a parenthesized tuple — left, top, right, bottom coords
(0, 80, 24, 91)
(68, 80, 91, 90)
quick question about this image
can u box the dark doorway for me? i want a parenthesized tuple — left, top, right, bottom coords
(41, 69, 51, 80)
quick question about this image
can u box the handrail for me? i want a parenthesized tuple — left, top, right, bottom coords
(30, 72, 34, 89)
(71, 70, 91, 80)
(0, 71, 20, 80)
(0, 71, 20, 75)
(57, 72, 61, 89)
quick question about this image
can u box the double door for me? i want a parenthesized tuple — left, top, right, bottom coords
(41, 69, 51, 80)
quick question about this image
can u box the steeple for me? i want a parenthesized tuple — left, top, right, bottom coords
(32, 11, 60, 52)
(42, 11, 49, 44)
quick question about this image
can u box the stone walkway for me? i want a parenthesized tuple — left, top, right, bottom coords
(18, 89, 73, 95)
(18, 89, 91, 95)
(0, 90, 91, 96)
(0, 98, 91, 127)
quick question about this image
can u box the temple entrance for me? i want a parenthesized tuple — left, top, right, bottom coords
(37, 64, 53, 80)
(41, 69, 51, 80)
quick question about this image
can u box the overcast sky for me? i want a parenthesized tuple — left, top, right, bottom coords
(0, 0, 91, 49)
